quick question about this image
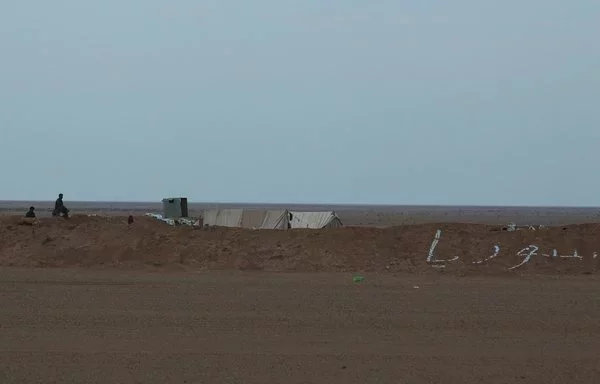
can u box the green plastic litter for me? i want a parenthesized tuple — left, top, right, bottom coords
(352, 275, 365, 283)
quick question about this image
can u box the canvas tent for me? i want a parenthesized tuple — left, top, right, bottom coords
(202, 209, 289, 229)
(288, 211, 343, 229)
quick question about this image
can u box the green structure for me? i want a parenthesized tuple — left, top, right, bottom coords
(162, 197, 189, 219)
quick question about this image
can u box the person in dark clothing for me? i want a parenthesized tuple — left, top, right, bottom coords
(52, 193, 69, 218)
(25, 206, 36, 218)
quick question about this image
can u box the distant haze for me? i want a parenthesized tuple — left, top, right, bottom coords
(1, 1, 599, 205)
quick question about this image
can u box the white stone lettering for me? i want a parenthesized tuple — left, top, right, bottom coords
(508, 245, 539, 270)
(541, 249, 559, 258)
(472, 245, 501, 265)
(560, 249, 582, 259)
(427, 229, 459, 268)
(426, 230, 441, 263)
(427, 229, 594, 271)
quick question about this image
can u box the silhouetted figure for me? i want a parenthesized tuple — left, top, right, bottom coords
(52, 193, 69, 219)
(128, 215, 134, 225)
(25, 206, 36, 218)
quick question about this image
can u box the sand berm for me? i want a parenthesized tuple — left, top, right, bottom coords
(1, 215, 599, 275)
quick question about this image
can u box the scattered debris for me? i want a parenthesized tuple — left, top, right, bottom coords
(352, 275, 365, 283)
(145, 213, 198, 227)
(501, 223, 546, 232)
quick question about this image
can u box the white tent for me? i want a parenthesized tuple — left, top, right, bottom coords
(202, 209, 289, 229)
(288, 211, 343, 229)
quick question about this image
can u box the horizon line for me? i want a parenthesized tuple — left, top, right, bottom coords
(1, 200, 599, 209)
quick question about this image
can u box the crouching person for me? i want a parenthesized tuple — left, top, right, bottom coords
(20, 206, 39, 226)
(52, 193, 69, 219)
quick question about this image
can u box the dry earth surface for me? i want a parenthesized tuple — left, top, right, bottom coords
(2, 215, 600, 274)
(1, 213, 600, 383)
(1, 268, 599, 384)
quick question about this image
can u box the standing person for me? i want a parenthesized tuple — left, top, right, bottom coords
(25, 206, 36, 218)
(52, 193, 69, 218)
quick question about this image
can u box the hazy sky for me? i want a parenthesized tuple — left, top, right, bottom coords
(1, 1, 599, 205)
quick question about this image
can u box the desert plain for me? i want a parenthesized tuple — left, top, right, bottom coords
(0, 201, 599, 383)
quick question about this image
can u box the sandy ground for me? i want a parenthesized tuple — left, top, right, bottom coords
(2, 215, 600, 274)
(1, 209, 599, 383)
(0, 268, 598, 383)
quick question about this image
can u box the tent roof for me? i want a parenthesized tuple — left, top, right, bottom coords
(203, 208, 288, 229)
(288, 211, 342, 229)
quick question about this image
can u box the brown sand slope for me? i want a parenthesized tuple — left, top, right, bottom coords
(1, 215, 599, 274)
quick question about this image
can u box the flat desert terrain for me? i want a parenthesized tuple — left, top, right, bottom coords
(1, 203, 600, 383)
(1, 268, 599, 384)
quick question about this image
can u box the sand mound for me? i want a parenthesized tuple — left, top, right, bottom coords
(1, 215, 599, 275)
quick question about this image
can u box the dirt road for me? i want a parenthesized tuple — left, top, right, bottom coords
(0, 268, 598, 383)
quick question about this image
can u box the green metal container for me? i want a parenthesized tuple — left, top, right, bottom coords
(162, 197, 189, 218)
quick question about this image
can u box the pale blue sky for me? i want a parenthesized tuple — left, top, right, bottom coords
(1, 1, 599, 205)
